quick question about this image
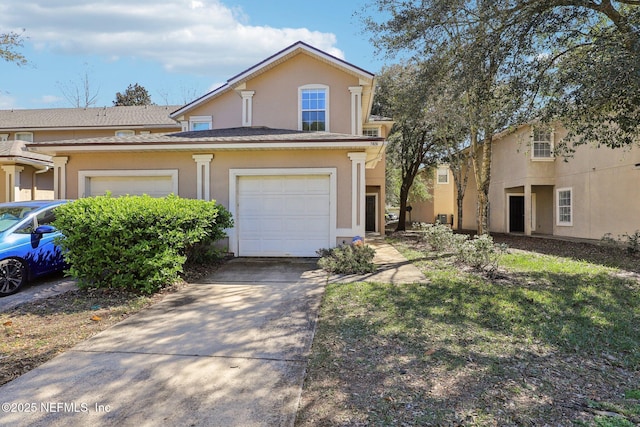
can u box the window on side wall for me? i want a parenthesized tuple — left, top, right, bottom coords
(299, 85, 328, 132)
(363, 128, 379, 137)
(556, 187, 572, 226)
(532, 127, 553, 160)
(115, 130, 135, 137)
(15, 132, 33, 142)
(189, 116, 213, 131)
(436, 167, 449, 184)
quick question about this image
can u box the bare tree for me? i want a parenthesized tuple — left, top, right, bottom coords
(58, 63, 100, 108)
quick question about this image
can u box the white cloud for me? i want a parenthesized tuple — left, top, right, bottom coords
(0, 0, 343, 77)
(39, 95, 63, 104)
(0, 93, 16, 109)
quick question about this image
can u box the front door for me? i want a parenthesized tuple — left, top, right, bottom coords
(365, 195, 376, 232)
(509, 195, 525, 233)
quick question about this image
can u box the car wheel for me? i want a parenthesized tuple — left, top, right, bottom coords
(0, 258, 26, 297)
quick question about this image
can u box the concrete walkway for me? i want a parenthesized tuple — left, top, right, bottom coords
(328, 234, 427, 284)
(0, 237, 423, 427)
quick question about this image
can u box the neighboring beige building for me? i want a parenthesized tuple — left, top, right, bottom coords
(0, 105, 181, 202)
(28, 42, 391, 257)
(408, 166, 456, 226)
(460, 124, 640, 239)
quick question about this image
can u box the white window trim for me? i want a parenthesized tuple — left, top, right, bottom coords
(531, 127, 555, 161)
(15, 132, 33, 142)
(189, 115, 213, 131)
(228, 168, 337, 256)
(78, 169, 179, 198)
(298, 84, 330, 132)
(556, 187, 573, 226)
(436, 167, 450, 184)
(363, 127, 379, 137)
(115, 130, 135, 137)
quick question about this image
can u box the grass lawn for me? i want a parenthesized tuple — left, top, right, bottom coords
(296, 237, 640, 426)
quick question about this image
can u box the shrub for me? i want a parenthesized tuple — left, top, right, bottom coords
(317, 244, 376, 274)
(455, 234, 507, 271)
(418, 222, 457, 252)
(53, 194, 233, 293)
(622, 230, 640, 255)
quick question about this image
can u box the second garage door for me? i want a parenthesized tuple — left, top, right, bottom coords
(81, 172, 177, 197)
(237, 175, 331, 257)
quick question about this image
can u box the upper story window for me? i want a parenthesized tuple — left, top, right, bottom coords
(556, 187, 572, 226)
(363, 128, 379, 137)
(299, 84, 329, 132)
(532, 127, 553, 159)
(189, 116, 212, 131)
(115, 130, 135, 137)
(436, 167, 449, 184)
(15, 132, 33, 143)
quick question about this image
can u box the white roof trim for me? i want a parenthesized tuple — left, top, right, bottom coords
(29, 140, 384, 154)
(170, 41, 375, 120)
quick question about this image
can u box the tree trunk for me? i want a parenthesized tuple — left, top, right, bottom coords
(456, 194, 464, 230)
(395, 181, 411, 231)
(471, 129, 493, 236)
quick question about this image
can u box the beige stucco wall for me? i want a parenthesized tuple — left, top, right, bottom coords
(183, 53, 362, 134)
(0, 165, 54, 202)
(461, 124, 640, 238)
(5, 126, 179, 144)
(60, 148, 374, 233)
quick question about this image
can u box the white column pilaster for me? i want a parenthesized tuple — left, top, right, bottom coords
(348, 152, 367, 236)
(193, 154, 214, 201)
(241, 91, 255, 127)
(1, 165, 24, 202)
(349, 86, 363, 135)
(53, 156, 68, 199)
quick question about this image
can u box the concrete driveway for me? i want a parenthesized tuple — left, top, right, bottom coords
(0, 258, 327, 427)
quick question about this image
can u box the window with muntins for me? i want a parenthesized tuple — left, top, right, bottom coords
(557, 188, 572, 225)
(436, 167, 449, 184)
(363, 128, 379, 137)
(532, 128, 553, 159)
(300, 86, 327, 131)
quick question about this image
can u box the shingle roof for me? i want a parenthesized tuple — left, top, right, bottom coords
(0, 105, 182, 130)
(28, 127, 384, 148)
(0, 140, 52, 164)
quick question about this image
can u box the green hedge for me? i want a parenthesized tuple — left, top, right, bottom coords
(53, 194, 233, 293)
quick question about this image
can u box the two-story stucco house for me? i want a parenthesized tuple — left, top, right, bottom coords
(27, 41, 391, 257)
(0, 105, 181, 202)
(460, 124, 640, 240)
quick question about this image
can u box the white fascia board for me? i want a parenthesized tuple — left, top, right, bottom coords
(28, 140, 385, 154)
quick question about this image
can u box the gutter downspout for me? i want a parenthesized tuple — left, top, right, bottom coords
(32, 166, 52, 200)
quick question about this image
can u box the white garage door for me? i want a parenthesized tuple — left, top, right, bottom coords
(86, 175, 174, 197)
(237, 175, 331, 257)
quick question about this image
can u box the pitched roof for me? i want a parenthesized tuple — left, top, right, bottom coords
(0, 140, 52, 165)
(27, 127, 384, 148)
(0, 105, 182, 131)
(171, 41, 376, 119)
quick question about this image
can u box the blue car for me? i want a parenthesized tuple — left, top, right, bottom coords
(0, 200, 68, 297)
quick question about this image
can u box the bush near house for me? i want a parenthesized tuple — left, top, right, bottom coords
(417, 222, 508, 272)
(317, 243, 376, 274)
(53, 194, 233, 294)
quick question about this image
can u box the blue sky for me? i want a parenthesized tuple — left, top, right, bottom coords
(0, 0, 390, 110)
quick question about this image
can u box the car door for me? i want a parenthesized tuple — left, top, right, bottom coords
(13, 207, 64, 277)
